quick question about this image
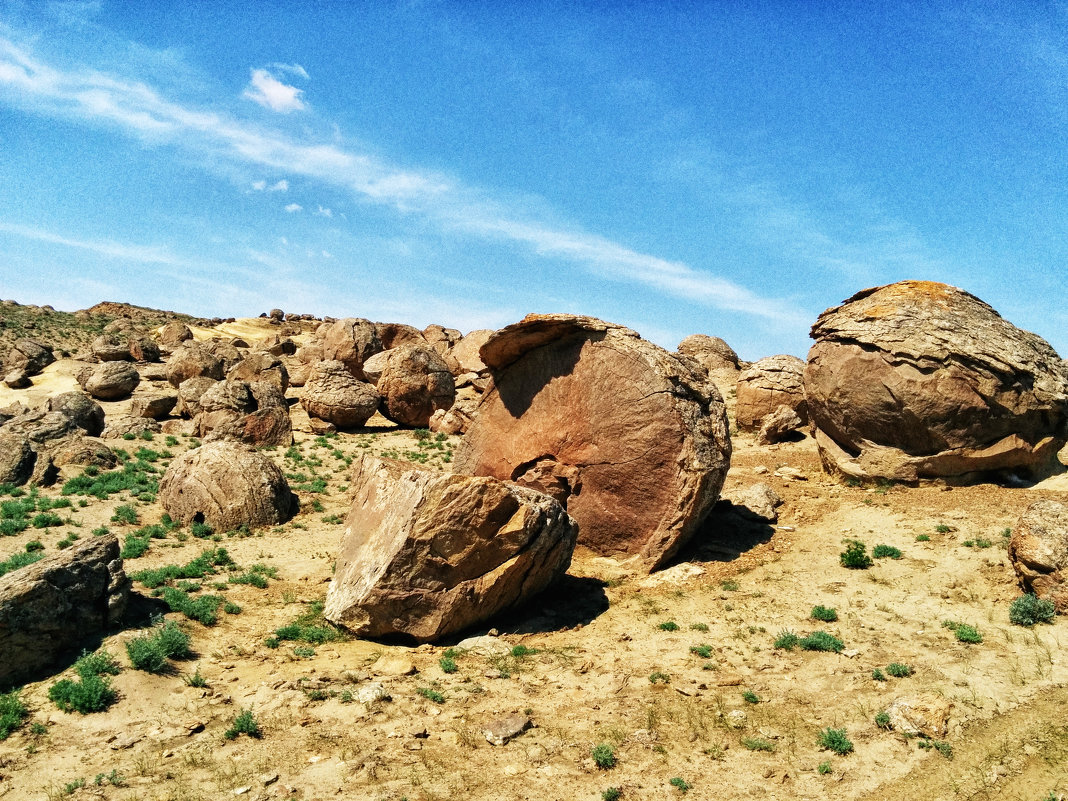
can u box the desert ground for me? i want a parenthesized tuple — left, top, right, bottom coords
(1, 311, 1066, 801)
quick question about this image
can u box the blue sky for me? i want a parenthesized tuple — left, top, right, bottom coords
(1, 1, 1065, 360)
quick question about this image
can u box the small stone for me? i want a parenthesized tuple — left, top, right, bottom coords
(232, 787, 251, 796)
(356, 682, 391, 704)
(370, 655, 417, 676)
(481, 715, 531, 746)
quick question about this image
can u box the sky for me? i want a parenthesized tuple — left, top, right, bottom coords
(0, 1, 1065, 360)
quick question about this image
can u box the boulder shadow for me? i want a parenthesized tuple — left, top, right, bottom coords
(672, 501, 776, 565)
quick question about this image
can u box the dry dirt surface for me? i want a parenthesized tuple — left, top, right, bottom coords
(1, 345, 1067, 801)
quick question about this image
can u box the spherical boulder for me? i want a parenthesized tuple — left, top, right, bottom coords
(166, 344, 224, 387)
(374, 345, 456, 428)
(805, 281, 1068, 483)
(159, 441, 295, 531)
(677, 334, 740, 373)
(300, 360, 379, 429)
(735, 355, 807, 431)
(79, 361, 140, 400)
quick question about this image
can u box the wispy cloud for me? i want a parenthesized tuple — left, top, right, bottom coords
(0, 34, 803, 323)
(315, 205, 332, 218)
(242, 67, 305, 113)
(284, 203, 302, 213)
(0, 220, 188, 266)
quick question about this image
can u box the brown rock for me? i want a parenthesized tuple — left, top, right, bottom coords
(176, 376, 219, 418)
(0, 432, 35, 485)
(206, 340, 243, 371)
(756, 404, 804, 445)
(79, 361, 140, 400)
(324, 455, 577, 642)
(423, 324, 461, 356)
(51, 436, 117, 477)
(195, 380, 293, 447)
(1009, 500, 1068, 611)
(375, 322, 428, 350)
(101, 415, 160, 440)
(4, 368, 31, 389)
(5, 338, 54, 375)
(677, 334, 740, 372)
(805, 281, 1068, 483)
(131, 394, 179, 420)
(139, 363, 169, 382)
(481, 715, 532, 746)
(47, 392, 106, 436)
(128, 336, 160, 362)
(227, 352, 289, 392)
(0, 535, 129, 687)
(448, 329, 494, 374)
(166, 344, 224, 387)
(320, 318, 382, 380)
(159, 440, 296, 531)
(885, 695, 952, 738)
(91, 333, 132, 361)
(300, 360, 380, 429)
(158, 321, 193, 348)
(455, 314, 731, 570)
(736, 355, 807, 431)
(374, 345, 456, 428)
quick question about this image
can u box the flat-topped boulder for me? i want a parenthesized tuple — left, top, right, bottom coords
(455, 313, 731, 571)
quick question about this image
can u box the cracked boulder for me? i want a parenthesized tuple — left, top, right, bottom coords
(0, 534, 129, 687)
(370, 344, 456, 428)
(454, 314, 731, 571)
(166, 343, 224, 387)
(320, 317, 383, 381)
(5, 338, 54, 376)
(805, 281, 1068, 483)
(193, 379, 293, 447)
(300, 360, 380, 429)
(735, 354, 807, 431)
(324, 455, 577, 642)
(1009, 500, 1068, 612)
(159, 441, 296, 531)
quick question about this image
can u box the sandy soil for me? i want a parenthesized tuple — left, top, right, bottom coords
(1, 354, 1067, 801)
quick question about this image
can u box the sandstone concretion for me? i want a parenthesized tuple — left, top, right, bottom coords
(166, 344, 224, 387)
(804, 281, 1068, 483)
(324, 455, 577, 642)
(79, 361, 140, 400)
(1009, 500, 1068, 612)
(5, 339, 54, 375)
(300, 360, 380, 429)
(159, 441, 296, 531)
(0, 535, 129, 687)
(373, 345, 456, 428)
(735, 354, 806, 431)
(193, 379, 293, 447)
(227, 352, 290, 393)
(320, 318, 382, 381)
(455, 314, 731, 570)
(677, 334, 740, 373)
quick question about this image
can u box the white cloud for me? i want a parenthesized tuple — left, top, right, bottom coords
(252, 179, 266, 191)
(270, 62, 309, 80)
(242, 67, 305, 113)
(321, 250, 332, 258)
(284, 203, 302, 213)
(268, 179, 288, 192)
(315, 205, 332, 218)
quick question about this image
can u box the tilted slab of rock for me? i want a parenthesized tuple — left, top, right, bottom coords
(159, 441, 296, 532)
(324, 455, 577, 642)
(805, 281, 1068, 482)
(454, 314, 731, 571)
(0, 534, 129, 687)
(735, 354, 807, 430)
(1009, 500, 1068, 612)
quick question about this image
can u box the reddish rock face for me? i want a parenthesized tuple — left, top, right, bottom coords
(804, 281, 1068, 483)
(324, 456, 577, 642)
(454, 314, 731, 571)
(735, 355, 807, 431)
(374, 345, 456, 428)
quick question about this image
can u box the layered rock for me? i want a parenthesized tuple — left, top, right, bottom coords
(159, 441, 296, 531)
(324, 455, 577, 642)
(804, 281, 1068, 483)
(677, 334, 740, 373)
(300, 360, 380, 429)
(0, 535, 129, 687)
(455, 314, 731, 570)
(735, 354, 807, 431)
(1009, 500, 1068, 612)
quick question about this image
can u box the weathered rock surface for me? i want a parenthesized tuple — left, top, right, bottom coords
(0, 432, 35, 485)
(46, 392, 105, 436)
(736, 354, 807, 431)
(78, 361, 140, 400)
(91, 334, 133, 362)
(194, 380, 293, 447)
(0, 535, 129, 687)
(677, 334, 740, 372)
(128, 336, 161, 363)
(373, 345, 456, 428)
(131, 393, 179, 420)
(159, 441, 296, 531)
(227, 352, 289, 392)
(455, 314, 731, 570)
(176, 376, 219, 418)
(101, 415, 160, 440)
(51, 436, 117, 477)
(321, 318, 382, 381)
(423, 324, 461, 357)
(722, 483, 783, 522)
(805, 281, 1068, 483)
(756, 404, 804, 446)
(300, 360, 380, 429)
(158, 321, 193, 348)
(324, 455, 578, 642)
(166, 344, 224, 387)
(448, 329, 494, 374)
(1009, 500, 1068, 612)
(375, 322, 428, 350)
(4, 368, 31, 388)
(5, 338, 54, 375)
(885, 695, 952, 738)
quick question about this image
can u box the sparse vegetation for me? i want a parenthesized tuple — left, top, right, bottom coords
(0, 691, 28, 740)
(774, 630, 801, 650)
(1009, 593, 1056, 627)
(48, 650, 120, 714)
(126, 619, 192, 673)
(810, 605, 838, 622)
(942, 620, 983, 644)
(592, 742, 617, 769)
(886, 662, 913, 678)
(800, 631, 844, 653)
(223, 708, 261, 740)
(741, 736, 775, 752)
(817, 727, 853, 755)
(840, 539, 873, 569)
(872, 544, 902, 559)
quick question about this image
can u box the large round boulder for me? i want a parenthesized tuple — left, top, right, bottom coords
(1009, 500, 1068, 612)
(373, 345, 456, 428)
(227, 352, 289, 393)
(5, 339, 54, 376)
(300, 360, 380, 429)
(320, 318, 382, 381)
(166, 343, 224, 387)
(324, 455, 577, 642)
(91, 334, 132, 362)
(158, 321, 193, 349)
(454, 314, 731, 571)
(804, 281, 1068, 483)
(735, 354, 807, 431)
(194, 380, 293, 447)
(677, 334, 740, 373)
(79, 361, 140, 400)
(159, 441, 296, 531)
(46, 391, 105, 436)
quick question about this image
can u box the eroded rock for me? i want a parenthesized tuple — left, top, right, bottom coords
(78, 361, 140, 400)
(1009, 500, 1068, 612)
(736, 354, 807, 431)
(320, 318, 382, 381)
(373, 345, 455, 428)
(300, 360, 379, 429)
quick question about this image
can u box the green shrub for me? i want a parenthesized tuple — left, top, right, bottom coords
(658, 620, 679, 631)
(886, 662, 913, 678)
(111, 504, 139, 525)
(817, 727, 853, 755)
(875, 710, 891, 729)
(439, 655, 458, 674)
(126, 620, 192, 673)
(223, 708, 261, 740)
(741, 736, 775, 752)
(24, 540, 44, 552)
(871, 668, 887, 681)
(669, 777, 691, 793)
(48, 673, 116, 714)
(810, 605, 838, 622)
(119, 534, 150, 559)
(592, 742, 617, 769)
(915, 534, 931, 542)
(817, 760, 833, 775)
(742, 690, 760, 704)
(191, 521, 214, 539)
(872, 544, 902, 559)
(840, 540, 873, 569)
(720, 579, 739, 591)
(648, 671, 670, 684)
(0, 518, 28, 536)
(689, 644, 713, 659)
(31, 512, 63, 528)
(601, 788, 622, 801)
(942, 620, 982, 644)
(273, 601, 342, 644)
(773, 630, 800, 650)
(0, 691, 28, 740)
(800, 631, 844, 653)
(1009, 594, 1056, 627)
(0, 549, 42, 577)
(417, 687, 445, 704)
(160, 588, 224, 625)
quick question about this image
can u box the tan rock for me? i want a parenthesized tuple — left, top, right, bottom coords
(131, 394, 179, 420)
(320, 318, 382, 381)
(756, 404, 804, 445)
(375, 322, 428, 350)
(176, 376, 219, 418)
(166, 344, 224, 387)
(448, 329, 494, 374)
(79, 361, 140, 400)
(5, 338, 54, 375)
(300, 360, 379, 429)
(158, 321, 193, 348)
(159, 441, 296, 531)
(1009, 500, 1068, 612)
(324, 455, 577, 642)
(736, 355, 806, 431)
(374, 345, 456, 428)
(227, 352, 289, 393)
(677, 334, 740, 372)
(455, 314, 731, 571)
(885, 695, 952, 738)
(194, 380, 293, 447)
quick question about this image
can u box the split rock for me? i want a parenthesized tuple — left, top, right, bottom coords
(324, 455, 577, 642)
(455, 314, 731, 571)
(736, 354, 807, 431)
